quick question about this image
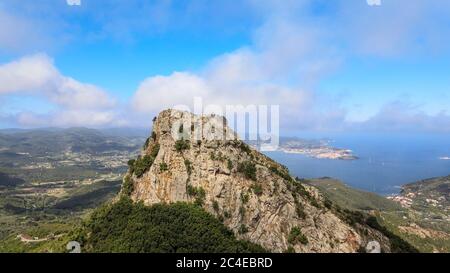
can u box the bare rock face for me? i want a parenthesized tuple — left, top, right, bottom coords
(124, 109, 385, 253)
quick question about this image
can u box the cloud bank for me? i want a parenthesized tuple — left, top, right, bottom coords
(0, 1, 449, 132)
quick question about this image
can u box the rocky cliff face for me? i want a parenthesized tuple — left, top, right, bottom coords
(123, 109, 391, 253)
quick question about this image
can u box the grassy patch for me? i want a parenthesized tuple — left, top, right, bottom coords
(186, 185, 206, 206)
(159, 162, 168, 172)
(237, 161, 257, 181)
(184, 160, 192, 175)
(133, 155, 155, 178)
(288, 227, 308, 245)
(175, 140, 190, 152)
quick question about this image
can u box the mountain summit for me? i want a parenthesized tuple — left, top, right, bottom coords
(120, 109, 409, 253)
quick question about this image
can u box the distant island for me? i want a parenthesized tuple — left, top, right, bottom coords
(277, 138, 358, 160)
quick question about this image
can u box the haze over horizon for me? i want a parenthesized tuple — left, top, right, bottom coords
(0, 0, 449, 134)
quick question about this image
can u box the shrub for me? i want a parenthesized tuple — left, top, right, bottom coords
(288, 227, 308, 245)
(186, 185, 196, 196)
(237, 141, 251, 154)
(184, 159, 192, 175)
(217, 152, 225, 162)
(294, 197, 306, 219)
(240, 192, 249, 204)
(296, 207, 306, 219)
(238, 224, 249, 234)
(186, 185, 206, 206)
(78, 199, 267, 253)
(343, 209, 365, 226)
(127, 159, 136, 174)
(289, 180, 312, 199)
(175, 140, 190, 152)
(122, 175, 134, 196)
(134, 155, 155, 178)
(251, 184, 263, 196)
(151, 131, 157, 140)
(159, 162, 168, 172)
(194, 196, 205, 207)
(143, 137, 150, 149)
(239, 206, 246, 216)
(223, 211, 231, 218)
(127, 159, 135, 167)
(212, 200, 219, 212)
(128, 143, 159, 177)
(310, 198, 321, 208)
(269, 166, 293, 182)
(273, 181, 279, 192)
(237, 161, 257, 181)
(150, 144, 160, 158)
(227, 159, 233, 170)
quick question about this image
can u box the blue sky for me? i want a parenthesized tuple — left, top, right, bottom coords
(0, 0, 449, 133)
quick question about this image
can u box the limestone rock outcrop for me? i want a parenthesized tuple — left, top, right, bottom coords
(124, 109, 390, 253)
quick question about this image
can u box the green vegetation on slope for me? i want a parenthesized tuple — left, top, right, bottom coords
(288, 227, 308, 245)
(129, 144, 160, 177)
(186, 185, 206, 206)
(366, 215, 419, 253)
(377, 211, 450, 253)
(307, 178, 435, 252)
(237, 161, 257, 181)
(306, 178, 402, 211)
(175, 140, 190, 152)
(0, 214, 80, 253)
(75, 197, 267, 253)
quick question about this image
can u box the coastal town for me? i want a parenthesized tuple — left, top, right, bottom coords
(280, 146, 358, 160)
(276, 139, 358, 160)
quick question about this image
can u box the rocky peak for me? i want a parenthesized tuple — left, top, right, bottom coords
(122, 109, 393, 253)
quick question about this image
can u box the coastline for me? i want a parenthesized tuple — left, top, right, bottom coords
(279, 147, 358, 160)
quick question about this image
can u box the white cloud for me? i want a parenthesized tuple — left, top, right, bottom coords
(132, 72, 211, 114)
(130, 1, 450, 133)
(355, 102, 450, 133)
(251, 0, 450, 57)
(0, 54, 115, 109)
(50, 77, 115, 110)
(130, 4, 339, 131)
(14, 110, 124, 128)
(0, 10, 47, 53)
(2, 1, 450, 132)
(0, 54, 119, 127)
(0, 54, 58, 94)
(131, 61, 316, 129)
(335, 0, 450, 57)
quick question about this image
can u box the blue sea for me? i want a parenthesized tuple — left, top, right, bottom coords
(264, 133, 450, 195)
